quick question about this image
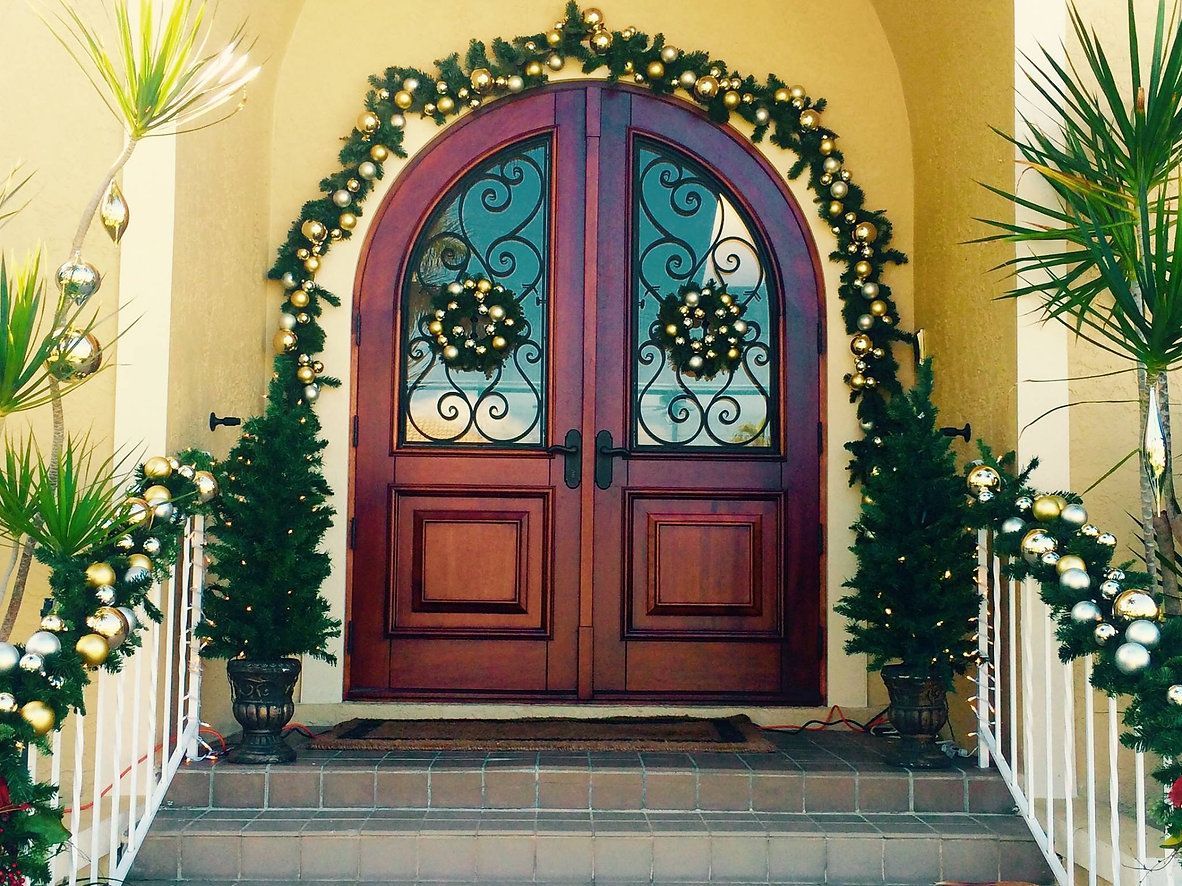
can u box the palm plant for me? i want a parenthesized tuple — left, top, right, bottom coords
(979, 0, 1182, 609)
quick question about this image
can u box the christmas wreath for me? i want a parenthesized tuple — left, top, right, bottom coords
(423, 276, 526, 375)
(653, 281, 750, 380)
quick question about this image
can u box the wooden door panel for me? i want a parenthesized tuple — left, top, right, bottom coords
(391, 491, 550, 635)
(628, 494, 780, 636)
(623, 641, 782, 694)
(388, 638, 549, 693)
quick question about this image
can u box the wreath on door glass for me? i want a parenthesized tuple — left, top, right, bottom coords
(653, 280, 750, 380)
(423, 275, 527, 375)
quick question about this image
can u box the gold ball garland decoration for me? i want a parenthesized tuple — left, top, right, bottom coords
(426, 276, 526, 374)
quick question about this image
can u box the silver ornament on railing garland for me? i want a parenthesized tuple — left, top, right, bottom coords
(1097, 533, 1117, 547)
(1015, 496, 1033, 512)
(1099, 579, 1121, 600)
(1094, 623, 1118, 645)
(1059, 568, 1091, 593)
(1000, 517, 1025, 537)
(966, 464, 1001, 496)
(1080, 523, 1100, 538)
(1168, 685, 1182, 706)
(1021, 529, 1056, 564)
(0, 692, 15, 713)
(1125, 619, 1161, 649)
(19, 652, 44, 672)
(1060, 502, 1088, 527)
(1114, 641, 1150, 675)
(1041, 551, 1060, 568)
(0, 643, 20, 674)
(1070, 599, 1102, 624)
(24, 631, 61, 658)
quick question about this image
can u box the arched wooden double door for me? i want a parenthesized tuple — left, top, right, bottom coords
(349, 83, 822, 703)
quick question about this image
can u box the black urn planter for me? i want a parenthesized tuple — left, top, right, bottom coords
(226, 657, 300, 765)
(880, 664, 952, 769)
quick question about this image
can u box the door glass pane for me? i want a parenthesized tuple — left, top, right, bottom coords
(632, 139, 778, 450)
(401, 137, 550, 446)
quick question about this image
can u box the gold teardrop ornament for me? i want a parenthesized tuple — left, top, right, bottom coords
(100, 180, 130, 244)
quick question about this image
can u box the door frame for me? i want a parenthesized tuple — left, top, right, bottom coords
(343, 81, 828, 704)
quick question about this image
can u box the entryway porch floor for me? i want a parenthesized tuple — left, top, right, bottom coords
(130, 729, 1052, 884)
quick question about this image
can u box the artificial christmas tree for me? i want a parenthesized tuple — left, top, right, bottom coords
(199, 377, 340, 763)
(835, 359, 978, 767)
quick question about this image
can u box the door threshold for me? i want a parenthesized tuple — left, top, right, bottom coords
(297, 699, 876, 729)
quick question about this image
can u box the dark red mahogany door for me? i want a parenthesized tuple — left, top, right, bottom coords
(350, 90, 587, 697)
(349, 83, 822, 702)
(590, 88, 821, 703)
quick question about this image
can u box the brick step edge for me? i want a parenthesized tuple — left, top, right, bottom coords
(166, 766, 1016, 815)
(129, 822, 1052, 884)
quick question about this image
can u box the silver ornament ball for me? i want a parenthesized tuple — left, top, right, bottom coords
(1000, 517, 1026, 536)
(0, 692, 15, 713)
(1059, 567, 1091, 593)
(19, 652, 44, 672)
(25, 630, 61, 658)
(1125, 619, 1161, 649)
(1099, 580, 1122, 600)
(56, 258, 103, 306)
(1060, 503, 1088, 527)
(1168, 684, 1182, 706)
(1094, 623, 1118, 645)
(1114, 641, 1151, 675)
(0, 642, 19, 674)
(1070, 599, 1102, 623)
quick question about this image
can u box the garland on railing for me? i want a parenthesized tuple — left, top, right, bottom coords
(0, 450, 218, 883)
(968, 447, 1182, 846)
(264, 1, 908, 483)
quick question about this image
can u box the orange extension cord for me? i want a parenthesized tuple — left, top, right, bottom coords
(763, 704, 892, 734)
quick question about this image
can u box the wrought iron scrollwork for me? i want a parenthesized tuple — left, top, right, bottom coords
(400, 138, 550, 446)
(632, 140, 778, 450)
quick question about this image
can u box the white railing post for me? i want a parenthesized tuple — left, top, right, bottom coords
(977, 532, 991, 769)
(185, 516, 206, 760)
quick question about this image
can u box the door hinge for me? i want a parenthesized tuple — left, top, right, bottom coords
(353, 310, 362, 345)
(352, 415, 359, 447)
(349, 517, 357, 549)
(345, 620, 354, 654)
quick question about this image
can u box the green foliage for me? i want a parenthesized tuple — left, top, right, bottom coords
(199, 378, 339, 662)
(978, 0, 1182, 373)
(264, 5, 907, 484)
(836, 360, 979, 682)
(0, 436, 137, 558)
(42, 0, 258, 138)
(0, 726, 66, 886)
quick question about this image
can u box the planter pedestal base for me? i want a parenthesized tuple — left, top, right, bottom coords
(226, 658, 300, 765)
(881, 664, 952, 770)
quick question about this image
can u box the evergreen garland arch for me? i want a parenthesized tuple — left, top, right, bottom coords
(265, 0, 911, 484)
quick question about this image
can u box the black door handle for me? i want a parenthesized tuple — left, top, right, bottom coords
(595, 430, 629, 490)
(546, 428, 581, 489)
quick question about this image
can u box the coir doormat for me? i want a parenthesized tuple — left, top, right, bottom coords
(309, 715, 776, 753)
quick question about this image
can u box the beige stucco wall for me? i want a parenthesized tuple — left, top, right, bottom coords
(270, 0, 917, 715)
(870, 0, 1016, 748)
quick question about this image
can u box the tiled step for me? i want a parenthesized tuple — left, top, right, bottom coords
(164, 747, 1016, 816)
(129, 808, 1052, 884)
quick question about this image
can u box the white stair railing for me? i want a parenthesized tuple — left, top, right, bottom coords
(26, 515, 207, 883)
(976, 528, 1176, 885)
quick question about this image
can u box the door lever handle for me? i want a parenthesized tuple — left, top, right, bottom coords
(594, 430, 628, 490)
(547, 428, 581, 489)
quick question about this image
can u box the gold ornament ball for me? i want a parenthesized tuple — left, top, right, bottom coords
(591, 31, 613, 52)
(370, 144, 390, 163)
(582, 7, 604, 26)
(143, 456, 173, 480)
(289, 289, 311, 309)
(546, 53, 565, 71)
(773, 87, 791, 103)
(694, 75, 720, 99)
(966, 464, 1001, 494)
(85, 562, 116, 588)
(470, 68, 494, 93)
(394, 90, 414, 110)
(1055, 554, 1087, 575)
(546, 29, 563, 47)
(92, 606, 130, 647)
(437, 96, 456, 114)
(868, 299, 888, 317)
(75, 633, 110, 668)
(273, 329, 298, 355)
(647, 61, 666, 80)
(819, 136, 836, 155)
(442, 345, 460, 361)
(827, 201, 844, 217)
(357, 111, 380, 133)
(1112, 589, 1160, 622)
(798, 109, 822, 130)
(525, 60, 544, 77)
(1031, 494, 1063, 522)
(849, 372, 867, 390)
(492, 335, 508, 350)
(476, 278, 493, 293)
(21, 700, 55, 737)
(296, 365, 316, 384)
(489, 304, 506, 320)
(194, 470, 219, 503)
(727, 348, 740, 360)
(127, 553, 152, 573)
(428, 320, 444, 335)
(853, 221, 878, 243)
(143, 484, 171, 506)
(301, 219, 327, 243)
(339, 212, 357, 231)
(854, 260, 872, 277)
(850, 334, 872, 355)
(722, 90, 741, 110)
(303, 256, 320, 273)
(124, 497, 152, 527)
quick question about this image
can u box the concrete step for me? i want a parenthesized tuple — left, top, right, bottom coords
(163, 752, 1016, 816)
(128, 808, 1052, 884)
